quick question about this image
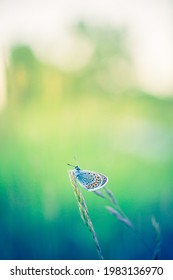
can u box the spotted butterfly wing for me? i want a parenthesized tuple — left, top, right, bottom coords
(98, 172, 108, 187)
(76, 170, 108, 191)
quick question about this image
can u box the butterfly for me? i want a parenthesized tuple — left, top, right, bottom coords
(68, 164, 108, 191)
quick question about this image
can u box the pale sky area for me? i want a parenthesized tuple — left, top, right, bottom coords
(0, 0, 173, 108)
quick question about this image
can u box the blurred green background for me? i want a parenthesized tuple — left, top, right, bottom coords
(0, 15, 173, 259)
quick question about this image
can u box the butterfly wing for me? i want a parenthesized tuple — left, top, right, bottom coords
(98, 172, 108, 187)
(76, 170, 108, 191)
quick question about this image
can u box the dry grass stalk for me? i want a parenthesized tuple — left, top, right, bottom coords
(95, 186, 152, 255)
(95, 187, 135, 231)
(68, 170, 160, 259)
(68, 170, 104, 260)
(151, 216, 161, 260)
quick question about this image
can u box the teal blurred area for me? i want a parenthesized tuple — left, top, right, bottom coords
(0, 23, 173, 260)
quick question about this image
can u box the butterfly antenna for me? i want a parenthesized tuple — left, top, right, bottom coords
(67, 163, 76, 167)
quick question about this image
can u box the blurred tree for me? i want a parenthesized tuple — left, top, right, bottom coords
(69, 21, 135, 97)
(7, 45, 42, 108)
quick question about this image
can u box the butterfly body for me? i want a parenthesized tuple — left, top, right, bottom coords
(69, 165, 108, 191)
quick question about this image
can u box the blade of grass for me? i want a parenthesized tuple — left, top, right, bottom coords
(151, 216, 161, 260)
(68, 170, 104, 260)
(106, 206, 134, 229)
(95, 186, 152, 255)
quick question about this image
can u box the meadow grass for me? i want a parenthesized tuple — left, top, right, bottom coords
(68, 170, 161, 259)
(68, 170, 104, 260)
(151, 216, 161, 260)
(95, 187, 161, 258)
